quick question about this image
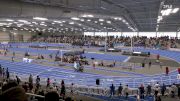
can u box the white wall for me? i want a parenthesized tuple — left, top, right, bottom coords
(0, 31, 10, 42)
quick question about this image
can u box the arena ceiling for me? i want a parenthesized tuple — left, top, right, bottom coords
(0, 0, 180, 33)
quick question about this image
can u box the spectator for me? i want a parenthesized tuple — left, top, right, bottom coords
(110, 84, 115, 97)
(1, 86, 28, 101)
(113, 60, 116, 67)
(16, 75, 21, 85)
(157, 54, 160, 60)
(161, 83, 166, 96)
(0, 65, 2, 76)
(146, 84, 152, 96)
(178, 68, 180, 74)
(165, 67, 169, 76)
(22, 82, 28, 92)
(118, 83, 123, 96)
(6, 70, 9, 80)
(178, 85, 180, 99)
(70, 83, 74, 95)
(12, 56, 14, 62)
(60, 80, 66, 99)
(53, 79, 57, 87)
(29, 74, 33, 85)
(13, 52, 15, 57)
(123, 85, 129, 99)
(171, 83, 177, 98)
(47, 78, 50, 88)
(154, 82, 160, 97)
(142, 62, 145, 67)
(36, 76, 40, 89)
(148, 61, 152, 68)
(2, 68, 5, 78)
(2, 81, 18, 92)
(45, 91, 59, 101)
(139, 84, 145, 99)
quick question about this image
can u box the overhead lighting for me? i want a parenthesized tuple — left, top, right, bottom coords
(106, 21, 111, 24)
(13, 28, 17, 30)
(18, 20, 28, 23)
(33, 17, 48, 21)
(54, 20, 62, 23)
(99, 19, 104, 22)
(0, 23, 8, 26)
(40, 23, 47, 26)
(6, 19, 14, 22)
(80, 19, 84, 22)
(81, 14, 94, 18)
(13, 22, 18, 24)
(69, 22, 74, 25)
(87, 19, 91, 22)
(94, 21, 98, 23)
(118, 17, 122, 20)
(17, 24, 24, 27)
(164, 8, 172, 16)
(172, 8, 179, 13)
(87, 14, 94, 18)
(114, 18, 118, 20)
(71, 17, 80, 20)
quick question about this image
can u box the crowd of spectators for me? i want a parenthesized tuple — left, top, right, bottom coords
(110, 82, 180, 101)
(1, 65, 180, 101)
(0, 66, 80, 101)
(31, 35, 179, 49)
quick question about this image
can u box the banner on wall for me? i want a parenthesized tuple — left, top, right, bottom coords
(1, 42, 9, 44)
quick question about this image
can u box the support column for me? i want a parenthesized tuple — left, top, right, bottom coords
(105, 32, 108, 52)
(131, 36, 133, 51)
(137, 32, 139, 36)
(156, 32, 158, 37)
(121, 32, 123, 37)
(176, 31, 178, 38)
(61, 50, 63, 62)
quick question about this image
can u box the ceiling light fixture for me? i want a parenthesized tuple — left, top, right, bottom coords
(106, 21, 111, 24)
(80, 19, 84, 22)
(172, 8, 179, 13)
(54, 20, 62, 23)
(18, 20, 28, 23)
(6, 19, 14, 22)
(99, 19, 104, 22)
(69, 22, 74, 25)
(33, 17, 48, 21)
(81, 14, 94, 18)
(71, 17, 80, 20)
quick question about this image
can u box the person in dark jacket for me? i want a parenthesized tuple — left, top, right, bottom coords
(60, 80, 66, 99)
(118, 83, 123, 96)
(139, 84, 145, 99)
(110, 84, 115, 97)
(161, 83, 166, 96)
(147, 84, 152, 96)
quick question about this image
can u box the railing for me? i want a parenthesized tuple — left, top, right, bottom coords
(13, 71, 180, 95)
(26, 93, 64, 101)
